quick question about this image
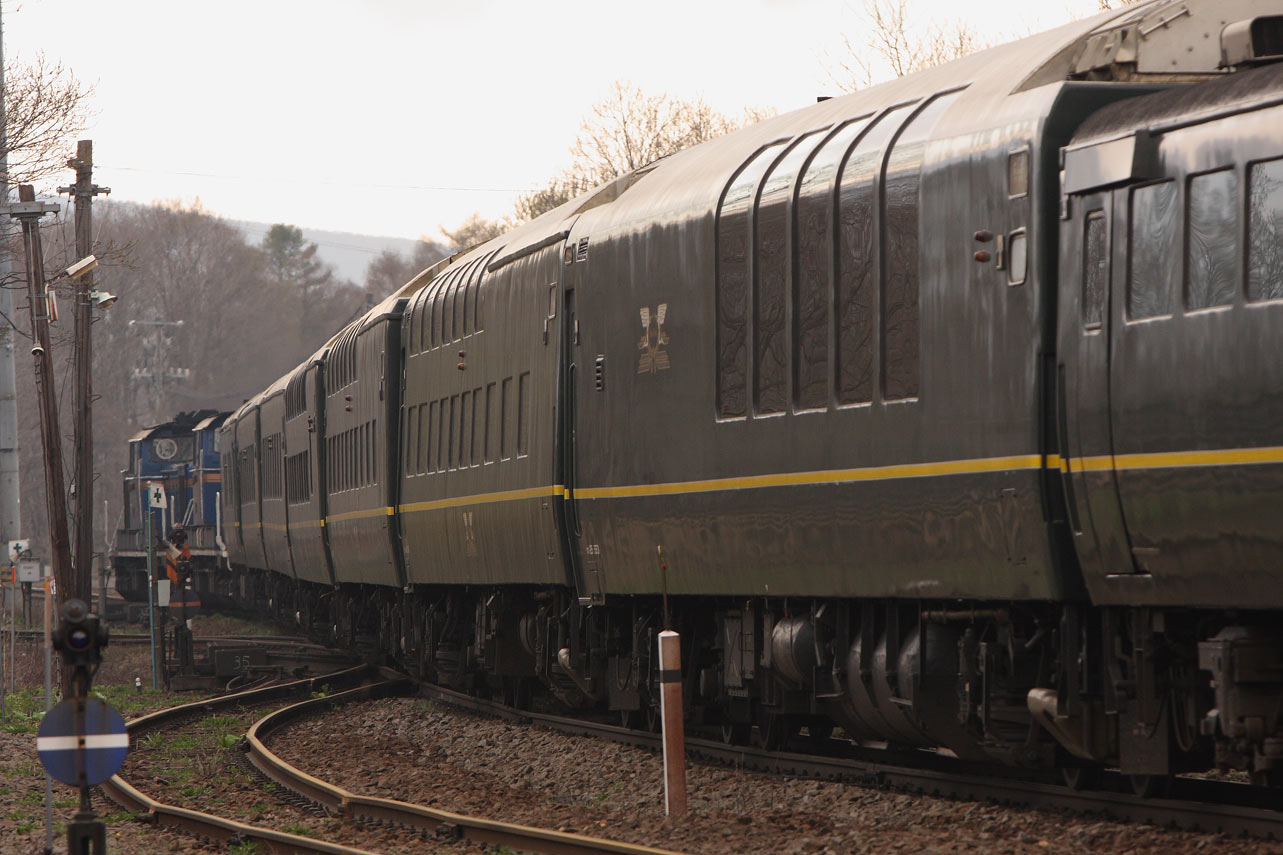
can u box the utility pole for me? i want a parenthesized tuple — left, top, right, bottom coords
(59, 141, 109, 609)
(0, 0, 22, 563)
(6, 186, 71, 634)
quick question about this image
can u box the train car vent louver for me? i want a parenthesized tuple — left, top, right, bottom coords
(1221, 16, 1283, 68)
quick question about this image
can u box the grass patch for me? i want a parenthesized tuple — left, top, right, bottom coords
(281, 822, 312, 837)
(228, 841, 260, 855)
(103, 811, 136, 823)
(179, 785, 210, 798)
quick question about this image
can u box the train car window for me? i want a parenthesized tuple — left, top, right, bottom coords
(716, 142, 786, 419)
(883, 91, 960, 400)
(755, 130, 829, 416)
(517, 371, 530, 457)
(414, 404, 425, 475)
(501, 377, 512, 460)
(473, 252, 495, 332)
(403, 408, 412, 476)
(460, 390, 471, 468)
(427, 401, 438, 473)
(430, 277, 446, 350)
(470, 387, 481, 466)
(1083, 211, 1108, 329)
(453, 268, 468, 341)
(461, 259, 481, 336)
(1008, 230, 1028, 286)
(1248, 158, 1283, 302)
(1008, 149, 1029, 199)
(1128, 180, 1179, 319)
(837, 103, 915, 405)
(437, 398, 447, 472)
(441, 269, 461, 345)
(795, 118, 872, 412)
(405, 299, 417, 357)
(484, 382, 496, 463)
(1187, 169, 1238, 310)
(447, 395, 457, 469)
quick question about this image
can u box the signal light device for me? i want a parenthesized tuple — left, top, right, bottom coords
(52, 598, 109, 669)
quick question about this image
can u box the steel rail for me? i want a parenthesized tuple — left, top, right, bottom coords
(242, 674, 687, 855)
(416, 681, 1283, 840)
(10, 628, 315, 646)
(101, 664, 381, 855)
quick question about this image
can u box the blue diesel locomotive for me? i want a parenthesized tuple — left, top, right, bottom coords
(110, 410, 230, 606)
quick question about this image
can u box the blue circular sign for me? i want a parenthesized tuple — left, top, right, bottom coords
(36, 698, 129, 786)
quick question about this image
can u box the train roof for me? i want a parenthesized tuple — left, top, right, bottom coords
(422, 0, 1275, 285)
(192, 412, 230, 434)
(130, 410, 229, 443)
(1071, 60, 1283, 147)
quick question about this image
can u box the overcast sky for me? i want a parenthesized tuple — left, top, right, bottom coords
(6, 0, 1104, 241)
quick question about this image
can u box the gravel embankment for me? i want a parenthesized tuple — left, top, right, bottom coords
(266, 696, 1283, 855)
(5, 617, 1283, 855)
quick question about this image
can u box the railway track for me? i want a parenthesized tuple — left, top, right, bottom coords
(7, 628, 312, 646)
(103, 665, 685, 855)
(415, 681, 1283, 840)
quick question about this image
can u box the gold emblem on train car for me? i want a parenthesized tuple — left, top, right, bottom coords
(637, 303, 670, 374)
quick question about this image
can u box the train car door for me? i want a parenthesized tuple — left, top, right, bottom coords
(557, 264, 598, 604)
(1058, 187, 1142, 585)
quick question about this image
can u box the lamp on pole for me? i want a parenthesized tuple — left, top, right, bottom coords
(58, 141, 110, 611)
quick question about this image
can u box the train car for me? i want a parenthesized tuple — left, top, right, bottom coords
(219, 0, 1283, 791)
(282, 345, 336, 606)
(111, 410, 230, 603)
(257, 374, 294, 584)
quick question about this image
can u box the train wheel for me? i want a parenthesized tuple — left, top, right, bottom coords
(1062, 765, 1102, 791)
(619, 709, 645, 731)
(755, 712, 794, 750)
(720, 722, 752, 745)
(1128, 773, 1171, 798)
(502, 677, 531, 711)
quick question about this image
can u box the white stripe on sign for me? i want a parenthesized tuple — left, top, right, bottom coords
(37, 734, 129, 751)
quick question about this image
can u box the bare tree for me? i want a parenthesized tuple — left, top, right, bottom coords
(440, 212, 509, 252)
(513, 83, 776, 222)
(364, 239, 448, 297)
(833, 0, 987, 91)
(4, 53, 94, 188)
(568, 81, 736, 186)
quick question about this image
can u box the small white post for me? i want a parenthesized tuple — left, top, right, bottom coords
(43, 577, 53, 853)
(658, 629, 686, 817)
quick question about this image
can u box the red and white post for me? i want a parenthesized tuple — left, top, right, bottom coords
(658, 629, 687, 816)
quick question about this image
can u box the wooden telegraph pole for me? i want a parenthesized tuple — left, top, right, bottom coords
(5, 186, 73, 627)
(61, 141, 109, 611)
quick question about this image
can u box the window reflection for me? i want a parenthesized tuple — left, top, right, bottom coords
(1249, 159, 1283, 302)
(1187, 169, 1238, 310)
(1083, 211, 1107, 328)
(1128, 180, 1178, 319)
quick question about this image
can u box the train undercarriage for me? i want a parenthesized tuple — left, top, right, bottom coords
(222, 568, 1283, 793)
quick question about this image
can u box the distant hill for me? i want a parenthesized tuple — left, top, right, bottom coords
(229, 221, 430, 285)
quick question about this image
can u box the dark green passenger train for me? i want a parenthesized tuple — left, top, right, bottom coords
(215, 0, 1283, 791)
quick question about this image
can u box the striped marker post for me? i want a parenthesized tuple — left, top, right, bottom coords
(658, 629, 686, 816)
